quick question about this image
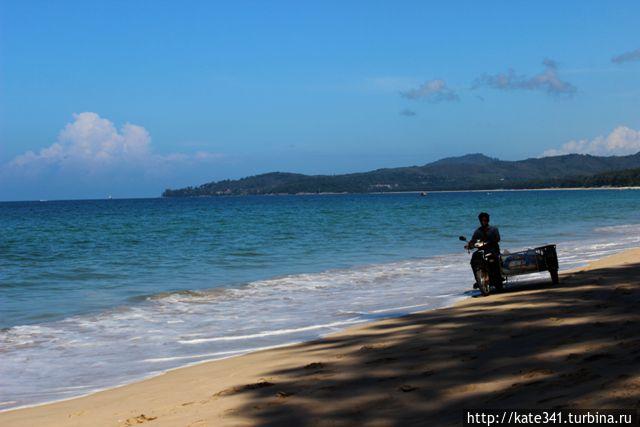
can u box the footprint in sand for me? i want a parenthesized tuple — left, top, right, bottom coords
(358, 344, 390, 352)
(244, 380, 276, 390)
(304, 362, 325, 370)
(560, 368, 601, 385)
(614, 286, 633, 295)
(124, 414, 157, 426)
(215, 380, 275, 396)
(276, 391, 293, 398)
(518, 368, 554, 379)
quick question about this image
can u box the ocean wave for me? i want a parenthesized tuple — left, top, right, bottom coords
(593, 223, 640, 233)
(178, 319, 366, 344)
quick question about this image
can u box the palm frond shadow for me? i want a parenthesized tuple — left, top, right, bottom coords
(219, 263, 640, 426)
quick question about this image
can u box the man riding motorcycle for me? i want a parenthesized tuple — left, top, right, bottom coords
(465, 212, 503, 290)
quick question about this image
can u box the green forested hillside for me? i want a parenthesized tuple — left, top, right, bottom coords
(162, 152, 640, 197)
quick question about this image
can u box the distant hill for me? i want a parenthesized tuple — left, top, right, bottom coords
(521, 166, 640, 189)
(162, 152, 640, 197)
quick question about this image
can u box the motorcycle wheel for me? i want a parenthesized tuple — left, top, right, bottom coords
(490, 268, 503, 292)
(474, 269, 491, 296)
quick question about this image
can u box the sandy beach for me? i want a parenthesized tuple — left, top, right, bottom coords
(2, 248, 639, 426)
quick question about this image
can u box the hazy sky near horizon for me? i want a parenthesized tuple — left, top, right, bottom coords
(1, 0, 640, 200)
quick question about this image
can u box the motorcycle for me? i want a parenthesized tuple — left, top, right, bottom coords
(459, 236, 559, 296)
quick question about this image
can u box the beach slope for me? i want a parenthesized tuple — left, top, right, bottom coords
(2, 249, 640, 426)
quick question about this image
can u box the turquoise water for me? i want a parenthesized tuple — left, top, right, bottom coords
(1, 190, 640, 409)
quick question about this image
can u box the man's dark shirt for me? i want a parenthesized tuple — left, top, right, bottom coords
(471, 225, 501, 254)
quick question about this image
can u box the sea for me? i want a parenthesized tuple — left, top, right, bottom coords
(1, 190, 640, 410)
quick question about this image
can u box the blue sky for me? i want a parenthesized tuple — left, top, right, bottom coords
(1, 0, 639, 200)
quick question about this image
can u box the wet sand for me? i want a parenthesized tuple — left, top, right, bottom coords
(2, 248, 640, 426)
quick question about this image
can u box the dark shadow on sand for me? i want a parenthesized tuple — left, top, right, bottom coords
(216, 262, 640, 426)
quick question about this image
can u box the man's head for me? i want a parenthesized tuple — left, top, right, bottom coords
(478, 212, 490, 227)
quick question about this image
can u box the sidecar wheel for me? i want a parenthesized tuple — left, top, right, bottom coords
(474, 269, 491, 296)
(550, 269, 559, 285)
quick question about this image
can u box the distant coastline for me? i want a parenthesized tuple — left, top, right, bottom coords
(408, 186, 640, 193)
(162, 152, 640, 198)
(4, 186, 640, 204)
(166, 186, 640, 198)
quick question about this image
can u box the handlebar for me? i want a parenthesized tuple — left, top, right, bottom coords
(464, 241, 487, 252)
(459, 236, 486, 252)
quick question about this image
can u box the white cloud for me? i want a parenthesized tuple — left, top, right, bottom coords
(400, 79, 459, 102)
(543, 126, 640, 157)
(9, 112, 221, 171)
(399, 109, 417, 117)
(611, 48, 640, 64)
(474, 59, 576, 97)
(0, 112, 226, 199)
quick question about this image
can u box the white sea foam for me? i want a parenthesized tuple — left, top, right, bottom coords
(178, 319, 366, 344)
(2, 222, 640, 411)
